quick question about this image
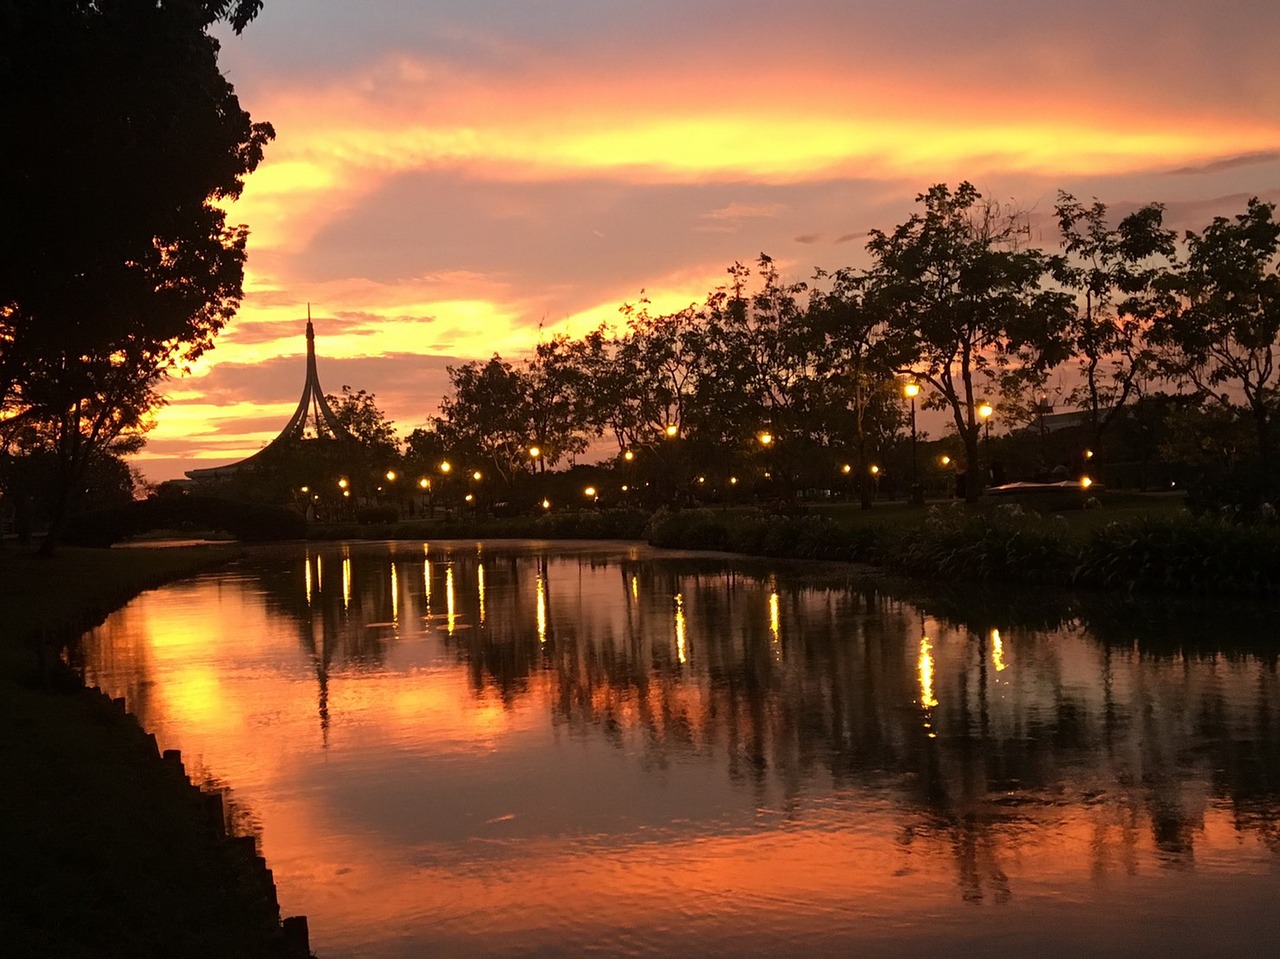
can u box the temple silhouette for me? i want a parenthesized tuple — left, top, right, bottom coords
(185, 308, 354, 482)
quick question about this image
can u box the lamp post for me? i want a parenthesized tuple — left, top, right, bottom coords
(978, 402, 994, 490)
(438, 460, 452, 515)
(978, 402, 993, 444)
(904, 382, 922, 504)
(418, 476, 432, 518)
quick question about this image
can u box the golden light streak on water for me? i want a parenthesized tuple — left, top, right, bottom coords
(675, 593, 687, 665)
(391, 563, 399, 626)
(631, 575, 639, 602)
(918, 635, 939, 714)
(304, 553, 313, 605)
(446, 566, 456, 636)
(536, 574, 547, 643)
(769, 591, 780, 645)
(478, 563, 486, 625)
(423, 545, 432, 618)
(316, 555, 323, 594)
(992, 628, 1008, 672)
(342, 556, 352, 611)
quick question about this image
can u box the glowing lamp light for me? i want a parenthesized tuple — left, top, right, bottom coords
(759, 431, 774, 446)
(337, 477, 349, 489)
(841, 464, 852, 474)
(418, 477, 430, 490)
(870, 465, 880, 475)
(1085, 449, 1095, 459)
(729, 476, 738, 485)
(1081, 476, 1093, 489)
(342, 489, 350, 498)
(528, 445, 541, 459)
(385, 470, 398, 482)
(664, 424, 678, 438)
(904, 382, 920, 399)
(465, 493, 474, 503)
(940, 455, 951, 466)
(584, 486, 597, 498)
(697, 476, 706, 484)
(439, 460, 452, 474)
(541, 498, 551, 509)
(472, 470, 483, 481)
(623, 449, 635, 462)
(300, 485, 309, 493)
(978, 402, 993, 420)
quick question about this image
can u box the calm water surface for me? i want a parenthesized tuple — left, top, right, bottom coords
(81, 541, 1280, 958)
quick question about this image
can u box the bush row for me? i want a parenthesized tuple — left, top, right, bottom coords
(63, 496, 306, 546)
(643, 504, 1280, 597)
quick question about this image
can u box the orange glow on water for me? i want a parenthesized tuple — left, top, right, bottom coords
(80, 544, 1280, 957)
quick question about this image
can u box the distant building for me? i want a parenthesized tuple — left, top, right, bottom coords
(184, 312, 354, 483)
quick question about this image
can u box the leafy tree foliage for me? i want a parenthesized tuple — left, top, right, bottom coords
(1054, 193, 1176, 448)
(1149, 198, 1280, 464)
(865, 183, 1072, 499)
(327, 386, 400, 456)
(0, 0, 272, 550)
(810, 266, 908, 506)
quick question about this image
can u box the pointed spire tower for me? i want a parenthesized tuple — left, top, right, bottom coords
(185, 307, 354, 481)
(276, 305, 351, 443)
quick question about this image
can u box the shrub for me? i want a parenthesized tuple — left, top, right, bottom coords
(1072, 514, 1280, 596)
(880, 502, 1073, 585)
(63, 496, 306, 546)
(1184, 461, 1280, 521)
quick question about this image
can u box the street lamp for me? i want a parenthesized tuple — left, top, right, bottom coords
(978, 402, 993, 443)
(664, 424, 679, 438)
(903, 382, 922, 504)
(439, 460, 452, 474)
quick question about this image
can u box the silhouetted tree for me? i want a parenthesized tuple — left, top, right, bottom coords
(810, 265, 908, 507)
(1149, 198, 1280, 465)
(1054, 193, 1177, 449)
(0, 0, 272, 551)
(866, 183, 1072, 500)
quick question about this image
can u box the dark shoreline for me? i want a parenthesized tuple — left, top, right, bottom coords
(0, 544, 311, 959)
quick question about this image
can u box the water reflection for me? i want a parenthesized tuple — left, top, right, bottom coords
(79, 542, 1280, 958)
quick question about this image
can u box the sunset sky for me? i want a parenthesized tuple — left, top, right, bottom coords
(136, 0, 1280, 482)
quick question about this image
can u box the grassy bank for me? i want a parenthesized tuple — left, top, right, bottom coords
(0, 543, 302, 959)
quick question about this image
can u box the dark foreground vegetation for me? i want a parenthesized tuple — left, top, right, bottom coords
(0, 545, 309, 959)
(646, 496, 1280, 597)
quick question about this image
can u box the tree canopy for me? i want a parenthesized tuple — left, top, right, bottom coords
(0, 0, 272, 549)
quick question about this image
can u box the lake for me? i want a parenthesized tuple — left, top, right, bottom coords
(80, 540, 1280, 958)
